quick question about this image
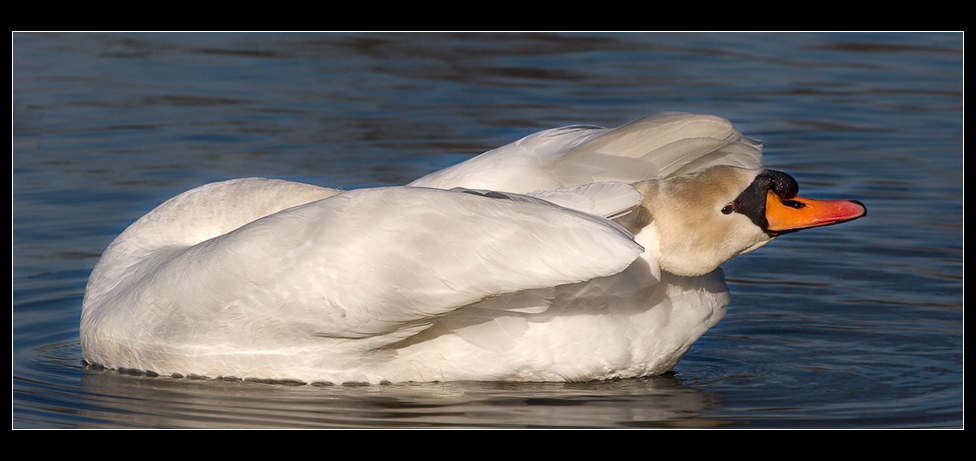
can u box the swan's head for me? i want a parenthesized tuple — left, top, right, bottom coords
(632, 166, 866, 277)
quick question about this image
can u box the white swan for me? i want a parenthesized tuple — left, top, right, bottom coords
(81, 112, 866, 384)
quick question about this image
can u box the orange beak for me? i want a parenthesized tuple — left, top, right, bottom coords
(765, 190, 866, 234)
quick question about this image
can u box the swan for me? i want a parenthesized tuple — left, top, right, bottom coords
(81, 112, 866, 384)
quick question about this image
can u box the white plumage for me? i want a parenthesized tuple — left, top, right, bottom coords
(81, 112, 865, 384)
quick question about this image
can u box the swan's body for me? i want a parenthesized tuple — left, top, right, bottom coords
(81, 113, 865, 384)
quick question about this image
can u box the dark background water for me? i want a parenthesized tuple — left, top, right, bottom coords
(12, 32, 963, 428)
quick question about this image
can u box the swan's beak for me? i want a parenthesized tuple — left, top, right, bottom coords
(765, 190, 866, 235)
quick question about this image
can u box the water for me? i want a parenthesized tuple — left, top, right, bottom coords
(12, 32, 963, 429)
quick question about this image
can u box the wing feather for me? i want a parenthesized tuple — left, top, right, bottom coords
(135, 186, 643, 349)
(409, 112, 763, 192)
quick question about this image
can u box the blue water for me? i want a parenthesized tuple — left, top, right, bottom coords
(12, 32, 963, 428)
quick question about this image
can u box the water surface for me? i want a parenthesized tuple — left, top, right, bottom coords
(12, 32, 963, 428)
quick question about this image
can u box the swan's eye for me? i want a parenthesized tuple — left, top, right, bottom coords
(781, 199, 806, 209)
(721, 203, 735, 214)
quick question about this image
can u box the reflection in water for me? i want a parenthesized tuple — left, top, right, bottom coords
(76, 368, 731, 428)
